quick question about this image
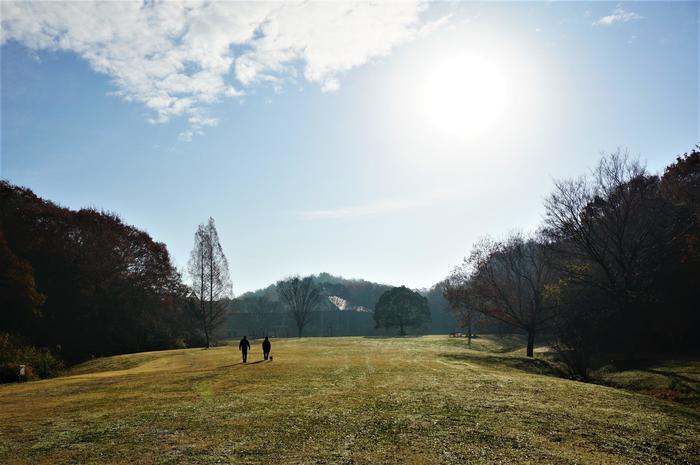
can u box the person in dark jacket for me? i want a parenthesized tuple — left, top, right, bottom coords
(239, 336, 251, 363)
(262, 337, 271, 360)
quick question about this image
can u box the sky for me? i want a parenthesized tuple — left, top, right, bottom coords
(1, 1, 698, 294)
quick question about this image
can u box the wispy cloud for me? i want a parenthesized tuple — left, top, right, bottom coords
(418, 13, 452, 37)
(0, 1, 445, 140)
(296, 198, 429, 220)
(593, 5, 644, 26)
(294, 189, 455, 220)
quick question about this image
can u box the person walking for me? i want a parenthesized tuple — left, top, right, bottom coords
(262, 336, 271, 361)
(239, 336, 251, 363)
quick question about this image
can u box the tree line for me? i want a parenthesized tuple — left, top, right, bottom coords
(442, 148, 700, 378)
(0, 182, 203, 380)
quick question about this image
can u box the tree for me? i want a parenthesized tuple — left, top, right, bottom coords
(461, 234, 556, 357)
(276, 276, 321, 337)
(441, 277, 479, 347)
(546, 277, 611, 379)
(187, 218, 232, 348)
(374, 286, 430, 336)
(543, 151, 692, 356)
(0, 231, 45, 333)
(544, 152, 653, 303)
(656, 148, 700, 350)
(424, 282, 460, 335)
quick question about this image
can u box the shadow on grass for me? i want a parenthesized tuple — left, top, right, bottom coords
(440, 352, 567, 378)
(605, 359, 700, 393)
(642, 369, 700, 394)
(476, 335, 528, 353)
(175, 360, 269, 374)
(222, 360, 267, 367)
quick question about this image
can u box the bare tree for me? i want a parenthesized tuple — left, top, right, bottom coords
(441, 277, 480, 347)
(542, 150, 689, 361)
(542, 150, 669, 303)
(461, 233, 556, 357)
(545, 151, 688, 342)
(276, 276, 321, 337)
(188, 218, 232, 348)
(545, 154, 681, 315)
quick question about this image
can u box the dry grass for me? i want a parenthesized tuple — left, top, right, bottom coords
(1, 336, 698, 465)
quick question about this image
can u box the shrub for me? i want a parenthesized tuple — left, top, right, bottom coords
(0, 333, 64, 382)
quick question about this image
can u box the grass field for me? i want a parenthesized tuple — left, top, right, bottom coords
(1, 336, 698, 465)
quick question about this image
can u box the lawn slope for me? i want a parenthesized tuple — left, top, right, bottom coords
(0, 336, 698, 465)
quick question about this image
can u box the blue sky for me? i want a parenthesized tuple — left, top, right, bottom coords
(1, 1, 698, 293)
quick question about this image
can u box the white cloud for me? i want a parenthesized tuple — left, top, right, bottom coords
(178, 130, 194, 143)
(0, 1, 439, 140)
(593, 5, 644, 26)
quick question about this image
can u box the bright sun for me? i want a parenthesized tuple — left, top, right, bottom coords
(423, 55, 507, 136)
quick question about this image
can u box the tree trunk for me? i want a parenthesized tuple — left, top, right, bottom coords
(526, 330, 535, 357)
(466, 313, 472, 347)
(200, 299, 210, 349)
(399, 324, 405, 336)
(297, 324, 303, 338)
(200, 247, 208, 348)
(203, 327, 210, 349)
(208, 244, 213, 348)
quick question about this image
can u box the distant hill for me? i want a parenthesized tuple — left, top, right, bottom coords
(227, 273, 460, 337)
(232, 272, 394, 314)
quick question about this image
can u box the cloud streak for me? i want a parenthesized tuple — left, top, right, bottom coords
(593, 5, 644, 26)
(294, 189, 456, 220)
(1, 1, 442, 139)
(296, 198, 431, 220)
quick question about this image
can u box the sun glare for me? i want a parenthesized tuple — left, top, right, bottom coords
(423, 55, 507, 136)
